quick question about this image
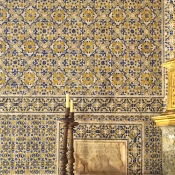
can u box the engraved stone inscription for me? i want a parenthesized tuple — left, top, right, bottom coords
(74, 140, 127, 175)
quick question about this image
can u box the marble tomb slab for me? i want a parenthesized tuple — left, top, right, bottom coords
(74, 140, 127, 175)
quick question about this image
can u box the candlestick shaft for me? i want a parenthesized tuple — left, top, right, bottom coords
(60, 122, 69, 175)
(67, 122, 78, 175)
(67, 125, 75, 175)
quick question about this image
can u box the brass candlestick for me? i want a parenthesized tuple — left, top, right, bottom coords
(67, 112, 78, 175)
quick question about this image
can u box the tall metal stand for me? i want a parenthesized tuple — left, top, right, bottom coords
(67, 112, 78, 175)
(59, 108, 79, 175)
(59, 108, 70, 175)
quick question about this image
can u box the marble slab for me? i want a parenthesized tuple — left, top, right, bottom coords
(160, 126, 175, 175)
(74, 140, 127, 175)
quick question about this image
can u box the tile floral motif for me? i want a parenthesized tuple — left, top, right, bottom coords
(21, 6, 39, 25)
(0, 0, 162, 96)
(80, 6, 97, 25)
(21, 68, 38, 89)
(0, 37, 9, 56)
(0, 115, 57, 175)
(21, 37, 39, 57)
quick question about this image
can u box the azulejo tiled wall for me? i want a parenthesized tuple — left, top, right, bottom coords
(0, 114, 162, 175)
(0, 0, 165, 175)
(0, 0, 162, 96)
(0, 115, 58, 175)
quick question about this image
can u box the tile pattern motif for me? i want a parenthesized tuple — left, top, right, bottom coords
(0, 115, 57, 175)
(0, 0, 162, 96)
(0, 97, 163, 113)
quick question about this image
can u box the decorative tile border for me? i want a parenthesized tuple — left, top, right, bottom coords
(164, 0, 174, 61)
(0, 97, 163, 113)
(74, 123, 143, 174)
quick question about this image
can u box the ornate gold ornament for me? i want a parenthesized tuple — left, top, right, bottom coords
(153, 58, 175, 126)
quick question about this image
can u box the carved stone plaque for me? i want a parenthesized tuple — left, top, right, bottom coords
(74, 140, 127, 175)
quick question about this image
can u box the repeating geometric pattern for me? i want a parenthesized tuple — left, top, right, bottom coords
(0, 115, 57, 175)
(0, 97, 163, 113)
(0, 0, 162, 96)
(164, 0, 174, 61)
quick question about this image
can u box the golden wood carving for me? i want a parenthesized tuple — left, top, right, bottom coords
(153, 58, 175, 126)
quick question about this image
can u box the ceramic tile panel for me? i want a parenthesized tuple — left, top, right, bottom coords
(0, 0, 163, 97)
(0, 114, 162, 175)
